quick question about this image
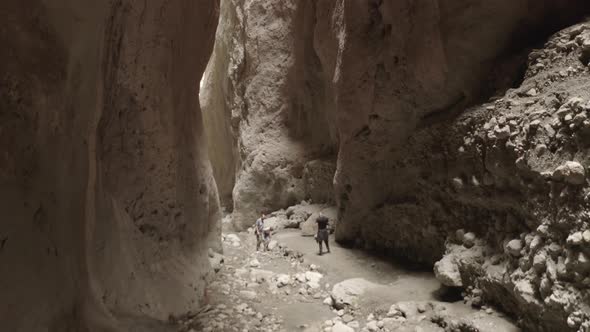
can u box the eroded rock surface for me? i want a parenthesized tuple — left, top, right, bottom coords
(201, 0, 338, 228)
(1, 1, 220, 330)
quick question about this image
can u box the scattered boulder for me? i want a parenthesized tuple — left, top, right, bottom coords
(434, 255, 463, 287)
(276, 274, 291, 288)
(268, 240, 278, 250)
(331, 278, 378, 309)
(331, 322, 354, 332)
(250, 269, 274, 283)
(463, 232, 477, 248)
(239, 290, 257, 300)
(567, 232, 584, 246)
(505, 239, 523, 257)
(552, 161, 586, 185)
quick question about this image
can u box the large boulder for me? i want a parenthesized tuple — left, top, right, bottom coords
(330, 278, 379, 309)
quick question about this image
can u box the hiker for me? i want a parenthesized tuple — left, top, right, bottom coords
(262, 226, 273, 251)
(254, 213, 265, 251)
(316, 212, 330, 255)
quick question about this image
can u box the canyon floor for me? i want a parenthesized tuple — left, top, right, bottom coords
(171, 223, 520, 332)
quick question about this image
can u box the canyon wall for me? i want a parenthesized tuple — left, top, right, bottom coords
(0, 1, 219, 331)
(201, 0, 338, 228)
(202, 0, 590, 330)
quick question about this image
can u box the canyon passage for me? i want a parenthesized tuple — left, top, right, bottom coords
(3, 0, 590, 331)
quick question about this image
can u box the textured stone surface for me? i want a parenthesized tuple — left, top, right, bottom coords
(0, 1, 220, 330)
(201, 0, 338, 229)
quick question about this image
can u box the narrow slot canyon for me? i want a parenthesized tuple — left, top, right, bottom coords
(3, 1, 590, 331)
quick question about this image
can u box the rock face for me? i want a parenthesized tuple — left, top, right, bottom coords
(0, 1, 220, 331)
(201, 0, 338, 228)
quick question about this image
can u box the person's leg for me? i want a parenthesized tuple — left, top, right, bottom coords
(317, 233, 323, 255)
(256, 234, 261, 251)
(325, 236, 330, 253)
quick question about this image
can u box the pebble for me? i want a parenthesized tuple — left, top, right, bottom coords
(463, 232, 477, 248)
(249, 259, 260, 268)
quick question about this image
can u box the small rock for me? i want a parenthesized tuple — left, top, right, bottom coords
(552, 161, 586, 185)
(324, 297, 334, 306)
(526, 88, 538, 96)
(268, 240, 278, 250)
(239, 290, 257, 300)
(331, 322, 354, 332)
(249, 259, 260, 268)
(417, 303, 427, 313)
(463, 232, 476, 248)
(494, 125, 511, 139)
(347, 321, 360, 329)
(342, 314, 354, 323)
(533, 252, 547, 273)
(434, 255, 463, 287)
(567, 232, 584, 246)
(530, 235, 543, 253)
(276, 274, 291, 288)
(505, 239, 523, 257)
(583, 230, 590, 243)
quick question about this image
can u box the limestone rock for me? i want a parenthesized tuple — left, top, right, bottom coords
(434, 255, 463, 287)
(331, 322, 354, 332)
(331, 278, 378, 309)
(552, 161, 586, 185)
(567, 232, 584, 246)
(276, 274, 291, 288)
(463, 232, 477, 248)
(505, 239, 524, 257)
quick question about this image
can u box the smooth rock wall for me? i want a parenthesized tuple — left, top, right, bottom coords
(0, 1, 220, 330)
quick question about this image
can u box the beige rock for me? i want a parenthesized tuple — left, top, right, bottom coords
(434, 255, 463, 287)
(0, 1, 220, 330)
(552, 161, 586, 185)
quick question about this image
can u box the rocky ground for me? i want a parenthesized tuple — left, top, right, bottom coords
(168, 205, 519, 332)
(421, 20, 590, 332)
